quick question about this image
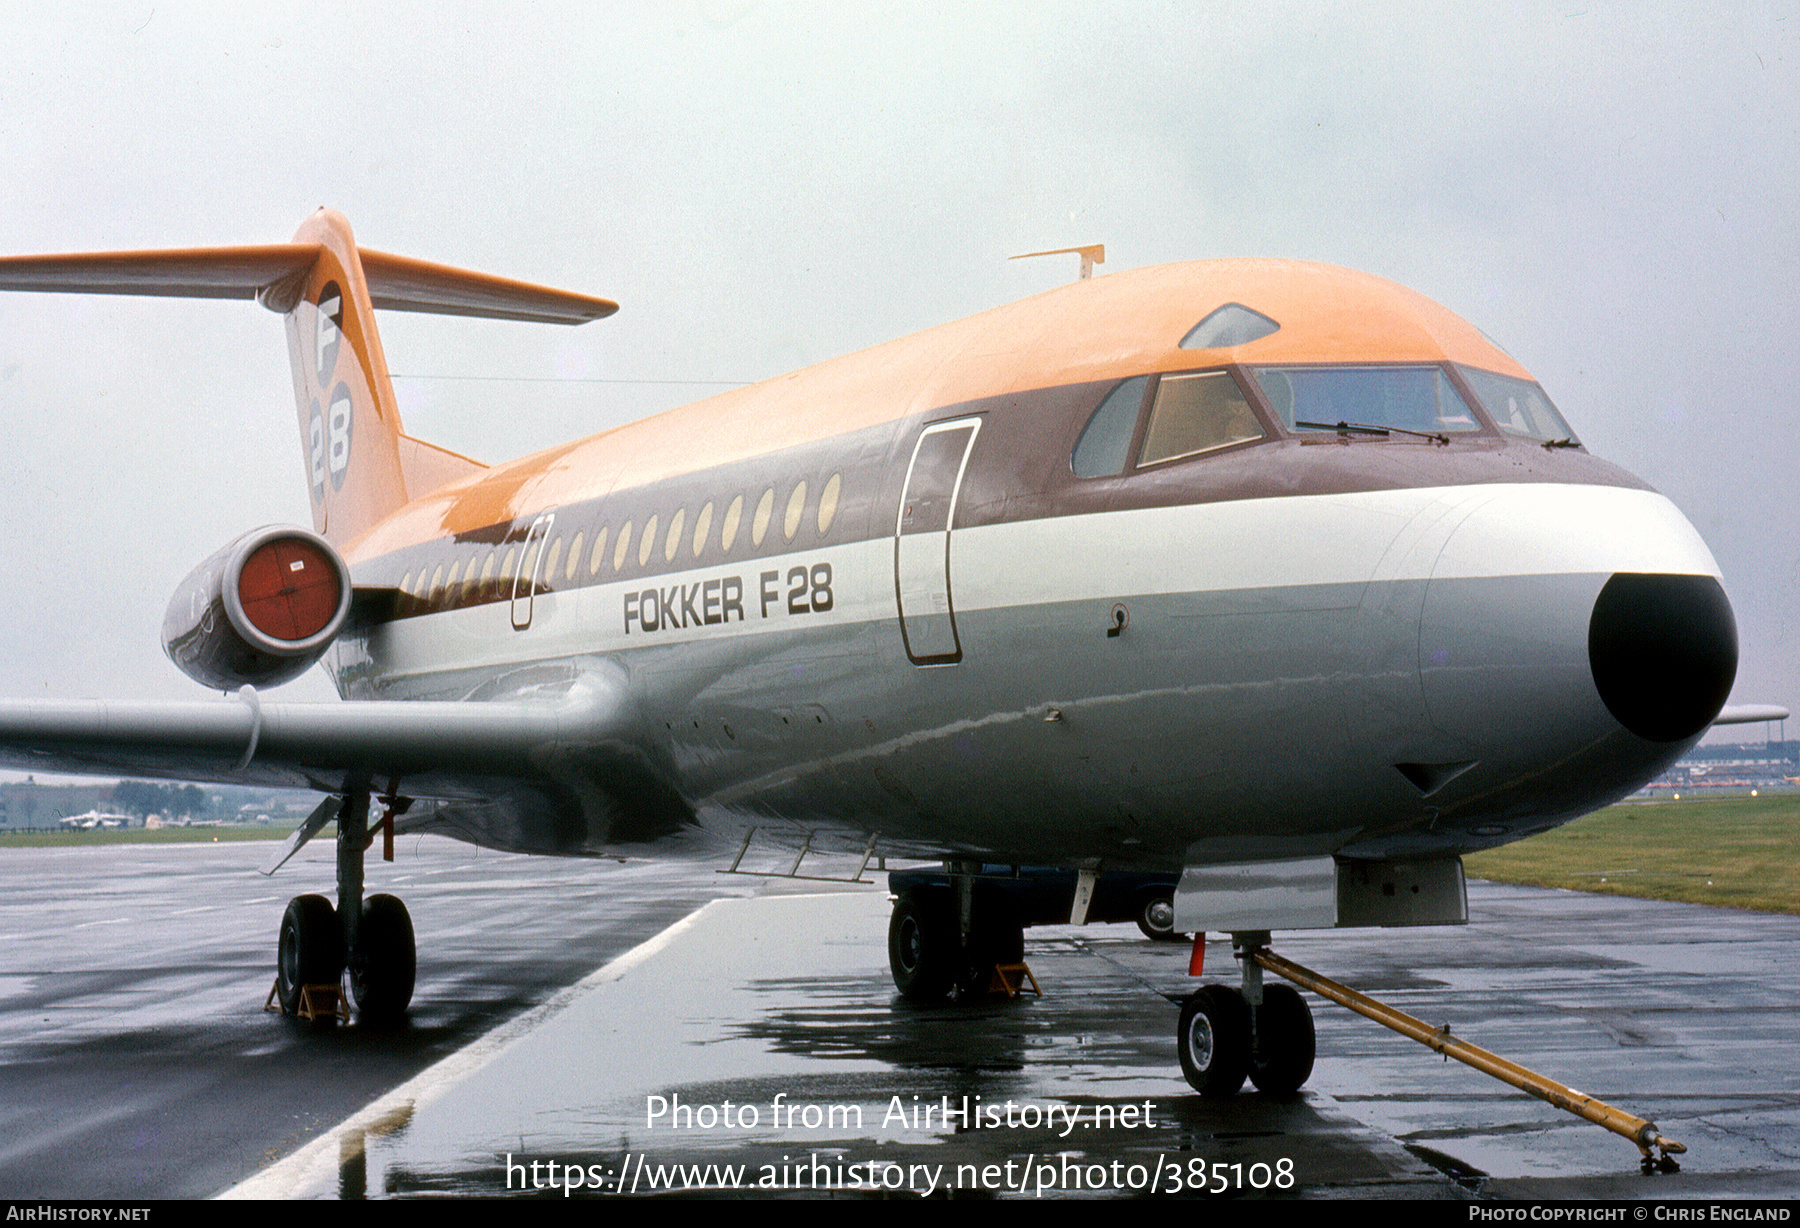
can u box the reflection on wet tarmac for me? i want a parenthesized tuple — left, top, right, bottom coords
(4, 840, 1796, 1200)
(248, 887, 1799, 1200)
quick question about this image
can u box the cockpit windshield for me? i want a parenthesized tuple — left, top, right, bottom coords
(1455, 366, 1579, 445)
(1251, 365, 1481, 438)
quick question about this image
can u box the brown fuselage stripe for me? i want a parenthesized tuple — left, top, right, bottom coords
(357, 367, 1647, 623)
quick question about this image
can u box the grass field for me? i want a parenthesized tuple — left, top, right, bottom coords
(1464, 794, 1800, 915)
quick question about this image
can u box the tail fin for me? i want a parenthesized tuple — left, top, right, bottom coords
(271, 209, 409, 543)
(0, 210, 616, 546)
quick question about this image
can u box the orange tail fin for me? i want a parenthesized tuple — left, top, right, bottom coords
(271, 210, 410, 544)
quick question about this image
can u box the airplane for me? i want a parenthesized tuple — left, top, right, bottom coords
(0, 209, 1743, 1102)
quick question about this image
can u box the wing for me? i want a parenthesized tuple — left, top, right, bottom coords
(1712, 704, 1790, 726)
(0, 674, 692, 852)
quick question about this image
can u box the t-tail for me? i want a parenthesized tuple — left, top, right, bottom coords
(0, 208, 617, 545)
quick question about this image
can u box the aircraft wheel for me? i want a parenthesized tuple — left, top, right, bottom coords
(1136, 891, 1186, 942)
(1249, 984, 1315, 1095)
(277, 894, 345, 1017)
(348, 894, 416, 1023)
(1177, 984, 1250, 1096)
(889, 887, 955, 1001)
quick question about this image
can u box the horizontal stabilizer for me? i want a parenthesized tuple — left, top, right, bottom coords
(0, 244, 616, 324)
(358, 249, 617, 323)
(0, 245, 313, 300)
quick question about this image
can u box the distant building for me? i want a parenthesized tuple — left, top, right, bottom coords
(1637, 740, 1800, 796)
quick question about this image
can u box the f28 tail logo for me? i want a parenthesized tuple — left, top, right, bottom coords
(306, 282, 352, 505)
(308, 385, 354, 504)
(314, 281, 343, 385)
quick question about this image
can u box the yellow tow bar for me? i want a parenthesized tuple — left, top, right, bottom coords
(1254, 948, 1686, 1173)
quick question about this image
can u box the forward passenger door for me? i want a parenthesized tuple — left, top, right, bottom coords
(894, 418, 981, 664)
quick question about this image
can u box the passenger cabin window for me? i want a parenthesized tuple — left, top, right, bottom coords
(1138, 371, 1265, 466)
(692, 503, 713, 557)
(613, 522, 632, 572)
(1253, 365, 1481, 437)
(1456, 366, 1579, 444)
(542, 538, 563, 588)
(817, 474, 841, 534)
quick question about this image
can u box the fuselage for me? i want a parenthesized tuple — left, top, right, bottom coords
(325, 259, 1735, 869)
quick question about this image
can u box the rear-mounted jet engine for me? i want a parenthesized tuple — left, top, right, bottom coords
(162, 526, 352, 690)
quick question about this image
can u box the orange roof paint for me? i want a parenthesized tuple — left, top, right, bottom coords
(346, 259, 1533, 560)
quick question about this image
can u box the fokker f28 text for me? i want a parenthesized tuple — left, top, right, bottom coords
(0, 211, 1745, 1122)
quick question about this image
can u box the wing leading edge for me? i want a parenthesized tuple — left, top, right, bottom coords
(0, 692, 576, 791)
(0, 673, 691, 852)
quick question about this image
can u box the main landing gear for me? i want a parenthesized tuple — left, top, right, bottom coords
(888, 871, 1025, 1001)
(1177, 932, 1316, 1097)
(274, 786, 416, 1024)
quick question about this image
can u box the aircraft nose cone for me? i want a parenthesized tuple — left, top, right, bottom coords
(1588, 572, 1737, 742)
(1409, 485, 1733, 791)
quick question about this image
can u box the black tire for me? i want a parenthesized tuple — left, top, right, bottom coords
(1136, 891, 1186, 942)
(1249, 983, 1315, 1095)
(889, 887, 955, 1001)
(1177, 984, 1250, 1096)
(348, 894, 416, 1024)
(277, 894, 344, 1016)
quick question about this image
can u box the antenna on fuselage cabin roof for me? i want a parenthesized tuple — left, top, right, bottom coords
(1010, 244, 1106, 280)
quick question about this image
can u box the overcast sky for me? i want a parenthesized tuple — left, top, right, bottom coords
(0, 3, 1793, 734)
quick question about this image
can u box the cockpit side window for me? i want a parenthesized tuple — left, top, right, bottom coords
(1071, 376, 1148, 478)
(1252, 365, 1482, 436)
(1456, 365, 1579, 445)
(1137, 371, 1265, 466)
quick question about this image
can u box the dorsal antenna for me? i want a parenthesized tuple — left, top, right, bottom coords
(1010, 244, 1105, 281)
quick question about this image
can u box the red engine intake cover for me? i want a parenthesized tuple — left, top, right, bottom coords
(163, 526, 352, 690)
(238, 536, 343, 643)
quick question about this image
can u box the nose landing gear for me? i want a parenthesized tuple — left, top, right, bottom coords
(1177, 936, 1687, 1172)
(1177, 932, 1316, 1098)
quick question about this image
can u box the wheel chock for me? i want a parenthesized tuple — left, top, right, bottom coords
(263, 978, 351, 1023)
(987, 962, 1042, 999)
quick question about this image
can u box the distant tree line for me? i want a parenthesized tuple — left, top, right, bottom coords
(109, 781, 210, 819)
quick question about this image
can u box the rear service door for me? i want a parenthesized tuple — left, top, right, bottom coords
(894, 417, 981, 664)
(510, 512, 554, 630)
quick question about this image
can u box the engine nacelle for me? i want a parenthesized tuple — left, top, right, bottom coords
(163, 526, 352, 690)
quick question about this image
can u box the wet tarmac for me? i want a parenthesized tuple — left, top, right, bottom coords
(3, 839, 1797, 1200)
(0, 836, 756, 1199)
